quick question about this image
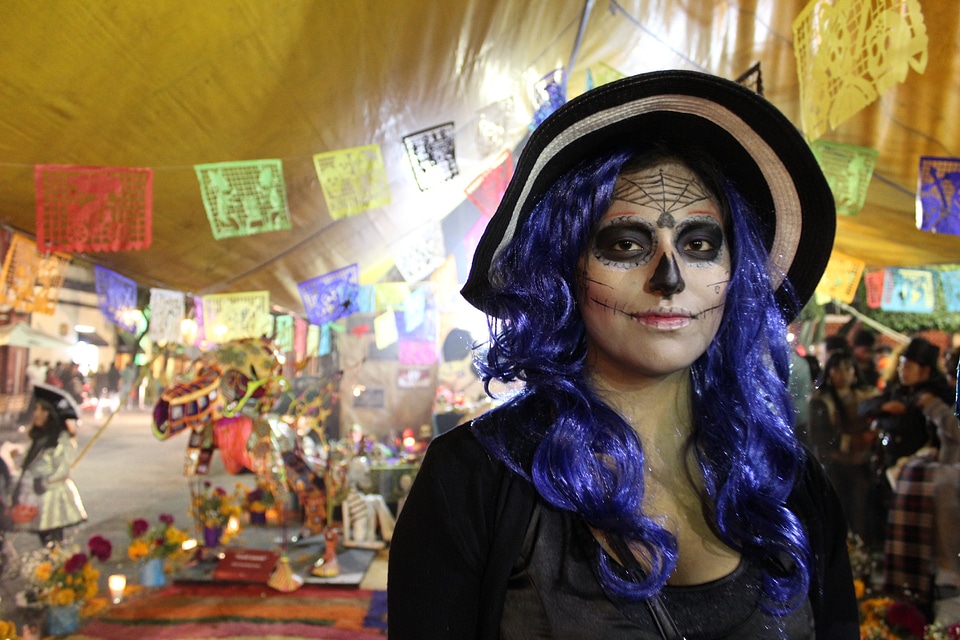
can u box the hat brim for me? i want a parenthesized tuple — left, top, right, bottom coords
(32, 382, 81, 420)
(460, 70, 835, 318)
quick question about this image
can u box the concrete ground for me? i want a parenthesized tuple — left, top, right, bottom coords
(0, 406, 388, 623)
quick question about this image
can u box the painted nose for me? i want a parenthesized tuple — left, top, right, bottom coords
(649, 253, 685, 297)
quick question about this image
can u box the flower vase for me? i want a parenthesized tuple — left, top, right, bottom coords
(249, 510, 267, 525)
(139, 557, 167, 587)
(46, 602, 81, 636)
(203, 524, 223, 547)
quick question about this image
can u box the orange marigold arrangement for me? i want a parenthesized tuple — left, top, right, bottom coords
(127, 513, 190, 561)
(20, 534, 112, 607)
(855, 579, 960, 640)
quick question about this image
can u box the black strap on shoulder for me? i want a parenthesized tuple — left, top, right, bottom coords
(607, 534, 685, 640)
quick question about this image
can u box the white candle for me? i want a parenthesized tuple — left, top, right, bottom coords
(108, 574, 126, 603)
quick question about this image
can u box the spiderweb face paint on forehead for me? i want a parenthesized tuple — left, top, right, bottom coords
(612, 167, 714, 229)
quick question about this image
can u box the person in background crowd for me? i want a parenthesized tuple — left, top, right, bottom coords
(808, 350, 880, 543)
(852, 329, 880, 388)
(875, 339, 960, 619)
(390, 70, 857, 638)
(12, 384, 87, 545)
(860, 337, 954, 480)
(789, 346, 814, 445)
(823, 334, 850, 362)
(25, 359, 46, 388)
(45, 362, 63, 388)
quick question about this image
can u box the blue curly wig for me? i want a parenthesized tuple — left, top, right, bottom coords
(473, 144, 813, 613)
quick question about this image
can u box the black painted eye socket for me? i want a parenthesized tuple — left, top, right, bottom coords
(676, 220, 723, 262)
(593, 223, 655, 265)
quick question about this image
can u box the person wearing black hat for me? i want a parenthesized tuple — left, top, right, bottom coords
(389, 70, 857, 638)
(12, 383, 87, 544)
(859, 337, 954, 478)
(861, 338, 960, 615)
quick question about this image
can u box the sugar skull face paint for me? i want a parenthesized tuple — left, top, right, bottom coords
(579, 160, 731, 381)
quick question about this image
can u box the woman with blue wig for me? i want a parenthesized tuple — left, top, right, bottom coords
(388, 70, 858, 639)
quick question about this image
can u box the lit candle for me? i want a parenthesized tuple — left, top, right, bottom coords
(108, 574, 126, 603)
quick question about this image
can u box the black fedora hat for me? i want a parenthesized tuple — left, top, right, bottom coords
(460, 69, 836, 318)
(33, 382, 81, 420)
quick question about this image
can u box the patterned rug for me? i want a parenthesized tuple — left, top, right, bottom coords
(70, 583, 388, 639)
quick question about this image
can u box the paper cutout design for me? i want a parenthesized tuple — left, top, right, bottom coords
(94, 265, 139, 333)
(465, 151, 513, 217)
(34, 164, 153, 253)
(881, 268, 934, 313)
(532, 68, 566, 128)
(294, 316, 307, 360)
(391, 222, 446, 283)
(354, 285, 376, 314)
(475, 97, 514, 158)
(403, 286, 427, 333)
(312, 144, 391, 220)
(200, 291, 273, 342)
(318, 324, 332, 356)
(811, 141, 878, 215)
(148, 288, 185, 344)
(815, 250, 865, 304)
(307, 324, 320, 356)
(793, 0, 928, 140)
(399, 341, 438, 366)
(193, 295, 206, 346)
(0, 233, 70, 315)
(863, 270, 886, 309)
(194, 160, 291, 240)
(275, 314, 294, 353)
(403, 122, 459, 191)
(735, 62, 764, 96)
(916, 156, 960, 236)
(374, 310, 399, 351)
(375, 283, 411, 310)
(298, 264, 360, 326)
(939, 271, 960, 313)
(587, 63, 626, 90)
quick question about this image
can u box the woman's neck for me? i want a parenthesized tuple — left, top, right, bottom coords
(588, 369, 694, 464)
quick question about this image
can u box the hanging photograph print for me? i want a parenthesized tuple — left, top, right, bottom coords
(916, 156, 960, 236)
(939, 270, 960, 312)
(793, 0, 928, 140)
(403, 122, 458, 191)
(0, 233, 71, 315)
(881, 268, 935, 313)
(148, 288, 185, 344)
(194, 159, 291, 240)
(298, 263, 360, 326)
(35, 164, 153, 253)
(811, 140, 878, 216)
(532, 68, 566, 128)
(94, 265, 139, 332)
(200, 290, 273, 342)
(391, 222, 446, 283)
(312, 144, 391, 220)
